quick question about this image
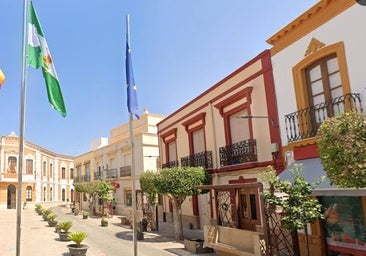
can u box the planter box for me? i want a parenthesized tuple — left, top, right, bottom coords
(184, 238, 214, 254)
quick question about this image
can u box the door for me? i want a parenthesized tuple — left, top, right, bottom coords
(7, 184, 16, 209)
(238, 188, 259, 231)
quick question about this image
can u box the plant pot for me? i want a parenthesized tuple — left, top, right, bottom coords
(48, 220, 58, 227)
(67, 244, 89, 256)
(59, 232, 71, 241)
(55, 226, 61, 233)
(82, 215, 88, 219)
(137, 231, 144, 240)
(101, 221, 108, 227)
(43, 215, 49, 221)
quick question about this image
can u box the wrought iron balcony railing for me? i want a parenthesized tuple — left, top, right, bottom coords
(285, 93, 363, 143)
(94, 171, 102, 180)
(120, 166, 131, 177)
(181, 151, 213, 169)
(219, 139, 257, 167)
(105, 169, 118, 179)
(162, 160, 179, 169)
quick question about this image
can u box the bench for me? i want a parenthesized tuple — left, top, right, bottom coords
(203, 225, 263, 256)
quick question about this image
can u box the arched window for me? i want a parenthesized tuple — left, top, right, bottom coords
(43, 186, 46, 201)
(62, 188, 66, 201)
(50, 187, 53, 201)
(26, 186, 32, 201)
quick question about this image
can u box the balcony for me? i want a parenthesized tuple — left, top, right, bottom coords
(181, 151, 213, 169)
(285, 93, 363, 143)
(82, 175, 91, 182)
(162, 160, 179, 169)
(219, 139, 257, 167)
(105, 169, 118, 179)
(120, 166, 131, 177)
(94, 172, 102, 180)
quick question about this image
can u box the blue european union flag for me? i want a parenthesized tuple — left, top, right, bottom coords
(126, 41, 139, 118)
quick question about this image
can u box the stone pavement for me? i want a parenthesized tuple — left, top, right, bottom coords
(0, 204, 216, 256)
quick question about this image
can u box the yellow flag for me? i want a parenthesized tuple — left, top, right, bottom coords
(0, 69, 5, 87)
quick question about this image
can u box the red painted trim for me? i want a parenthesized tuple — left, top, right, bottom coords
(293, 145, 319, 160)
(261, 50, 284, 166)
(182, 113, 206, 131)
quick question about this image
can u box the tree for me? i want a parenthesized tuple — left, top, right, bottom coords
(74, 181, 101, 213)
(74, 179, 113, 216)
(317, 110, 366, 188)
(260, 165, 324, 256)
(140, 167, 209, 240)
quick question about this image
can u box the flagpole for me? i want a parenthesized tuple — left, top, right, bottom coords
(126, 14, 138, 256)
(17, 0, 29, 255)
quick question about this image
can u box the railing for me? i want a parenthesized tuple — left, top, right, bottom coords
(219, 139, 257, 167)
(120, 166, 131, 177)
(82, 174, 91, 182)
(181, 151, 213, 169)
(105, 169, 118, 179)
(285, 93, 363, 143)
(162, 160, 179, 169)
(94, 171, 102, 180)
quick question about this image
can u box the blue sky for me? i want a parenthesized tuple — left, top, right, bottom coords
(0, 0, 317, 156)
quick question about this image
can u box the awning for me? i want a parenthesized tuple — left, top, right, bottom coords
(279, 158, 366, 196)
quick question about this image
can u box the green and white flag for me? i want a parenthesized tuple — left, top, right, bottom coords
(27, 1, 66, 117)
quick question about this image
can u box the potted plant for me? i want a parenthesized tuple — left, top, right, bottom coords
(35, 203, 43, 215)
(101, 217, 108, 227)
(73, 209, 79, 216)
(42, 209, 52, 221)
(137, 228, 144, 240)
(82, 211, 89, 219)
(58, 220, 73, 241)
(67, 231, 89, 256)
(47, 213, 58, 227)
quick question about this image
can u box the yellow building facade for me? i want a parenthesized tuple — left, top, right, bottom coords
(0, 132, 74, 209)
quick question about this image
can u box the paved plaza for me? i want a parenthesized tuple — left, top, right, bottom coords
(0, 204, 216, 256)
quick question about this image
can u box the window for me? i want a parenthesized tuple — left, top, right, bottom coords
(26, 186, 32, 201)
(50, 187, 53, 201)
(7, 156, 17, 173)
(229, 109, 251, 144)
(43, 187, 46, 201)
(61, 167, 66, 179)
(70, 168, 74, 179)
(167, 141, 177, 162)
(62, 188, 66, 201)
(125, 190, 132, 206)
(26, 159, 33, 175)
(43, 161, 47, 176)
(305, 54, 343, 124)
(49, 163, 53, 177)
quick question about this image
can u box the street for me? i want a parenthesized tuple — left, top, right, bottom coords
(1, 204, 213, 256)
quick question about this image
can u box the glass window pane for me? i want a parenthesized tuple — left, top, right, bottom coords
(311, 80, 324, 95)
(329, 72, 341, 89)
(309, 65, 321, 82)
(313, 94, 325, 106)
(331, 87, 343, 99)
(327, 57, 339, 74)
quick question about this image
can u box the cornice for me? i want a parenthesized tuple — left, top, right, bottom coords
(267, 0, 356, 55)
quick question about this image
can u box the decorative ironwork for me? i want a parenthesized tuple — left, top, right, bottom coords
(162, 160, 179, 169)
(119, 166, 131, 177)
(94, 171, 102, 180)
(219, 139, 257, 167)
(105, 169, 118, 179)
(285, 93, 363, 143)
(216, 190, 236, 227)
(180, 151, 213, 169)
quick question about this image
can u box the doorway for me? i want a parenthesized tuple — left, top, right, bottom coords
(7, 184, 16, 209)
(238, 188, 260, 231)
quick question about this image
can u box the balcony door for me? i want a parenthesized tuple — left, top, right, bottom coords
(306, 54, 342, 127)
(229, 109, 250, 144)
